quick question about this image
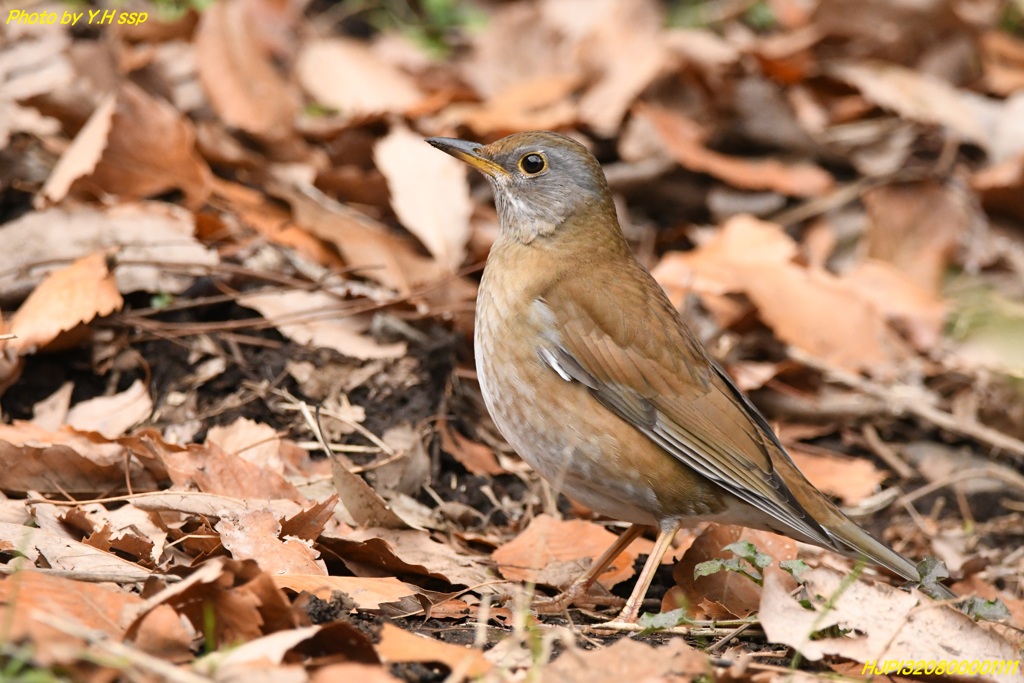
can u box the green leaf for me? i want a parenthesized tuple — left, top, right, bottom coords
(694, 559, 725, 579)
(638, 607, 691, 632)
(780, 559, 809, 578)
(962, 597, 1012, 622)
(722, 540, 758, 561)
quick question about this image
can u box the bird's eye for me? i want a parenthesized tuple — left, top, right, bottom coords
(518, 153, 547, 175)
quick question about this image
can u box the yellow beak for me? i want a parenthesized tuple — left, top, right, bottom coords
(426, 137, 509, 178)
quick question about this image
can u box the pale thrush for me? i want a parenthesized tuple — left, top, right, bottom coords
(426, 131, 954, 623)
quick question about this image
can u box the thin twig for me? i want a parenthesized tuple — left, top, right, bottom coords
(0, 565, 180, 583)
(790, 348, 1024, 458)
(897, 466, 1024, 506)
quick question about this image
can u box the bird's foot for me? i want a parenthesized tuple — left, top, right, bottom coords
(583, 595, 645, 630)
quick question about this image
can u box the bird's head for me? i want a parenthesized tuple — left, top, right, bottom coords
(427, 131, 616, 244)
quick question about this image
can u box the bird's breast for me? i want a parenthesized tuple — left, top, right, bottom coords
(474, 266, 665, 526)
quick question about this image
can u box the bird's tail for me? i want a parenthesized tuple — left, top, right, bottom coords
(824, 514, 957, 601)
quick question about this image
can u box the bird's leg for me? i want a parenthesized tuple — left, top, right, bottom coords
(600, 523, 679, 626)
(532, 524, 645, 613)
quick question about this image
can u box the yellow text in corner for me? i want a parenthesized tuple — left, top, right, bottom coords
(862, 659, 1020, 677)
(6, 9, 149, 25)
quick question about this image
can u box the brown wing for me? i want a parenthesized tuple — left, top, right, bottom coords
(536, 265, 836, 548)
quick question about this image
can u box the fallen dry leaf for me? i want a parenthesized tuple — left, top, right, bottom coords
(540, 637, 709, 683)
(0, 523, 153, 582)
(0, 421, 159, 494)
(198, 625, 323, 676)
(297, 38, 422, 119)
(238, 288, 407, 360)
(0, 203, 218, 298)
(65, 378, 153, 438)
(128, 557, 299, 648)
(862, 180, 970, 295)
(438, 418, 505, 476)
(377, 622, 492, 678)
(760, 567, 1020, 679)
(576, 0, 668, 137)
(672, 524, 797, 619)
(492, 514, 640, 590)
(312, 663, 401, 683)
(157, 440, 304, 502)
(193, 0, 299, 138)
(279, 182, 455, 296)
(331, 457, 409, 530)
(9, 251, 122, 354)
(639, 103, 834, 197)
(0, 570, 144, 666)
(330, 527, 493, 587)
(206, 417, 284, 472)
(40, 82, 211, 207)
(831, 61, 1024, 163)
(653, 215, 909, 371)
(272, 574, 417, 610)
(216, 508, 326, 575)
(375, 125, 472, 271)
(789, 448, 886, 506)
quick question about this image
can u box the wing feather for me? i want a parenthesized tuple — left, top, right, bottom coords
(535, 270, 835, 548)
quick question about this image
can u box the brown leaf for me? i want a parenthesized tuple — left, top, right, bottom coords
(278, 181, 458, 296)
(330, 457, 409, 530)
(312, 663, 402, 683)
(216, 508, 326, 575)
(789, 448, 886, 506)
(157, 440, 304, 502)
(972, 153, 1024, 220)
(438, 418, 505, 477)
(377, 623, 491, 678)
(0, 523, 153, 582)
(128, 557, 299, 647)
(492, 514, 640, 590)
(452, 75, 580, 136)
(240, 289, 407, 360)
(272, 575, 417, 610)
(375, 125, 471, 271)
(328, 528, 493, 587)
(843, 260, 946, 351)
(206, 417, 292, 475)
(980, 29, 1024, 96)
(202, 625, 323, 676)
(65, 378, 153, 438)
(0, 203, 217, 299)
(830, 61, 1024, 163)
(862, 181, 970, 294)
(760, 567, 1018, 668)
(748, 261, 909, 371)
(0, 421, 159, 495)
(9, 251, 122, 354)
(297, 38, 421, 119)
(541, 637, 709, 683)
(0, 571, 144, 665)
(129, 603, 196, 662)
(672, 524, 797, 619)
(653, 216, 908, 372)
(193, 0, 299, 137)
(639, 103, 835, 197)
(576, 0, 668, 136)
(40, 83, 211, 207)
(280, 495, 338, 542)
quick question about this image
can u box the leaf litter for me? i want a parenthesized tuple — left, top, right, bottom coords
(1, 0, 1024, 681)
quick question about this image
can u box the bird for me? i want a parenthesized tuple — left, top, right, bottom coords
(425, 131, 955, 624)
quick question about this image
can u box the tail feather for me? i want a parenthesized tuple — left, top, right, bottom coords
(826, 516, 957, 601)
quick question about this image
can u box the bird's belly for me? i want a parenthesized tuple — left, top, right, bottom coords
(475, 308, 662, 526)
